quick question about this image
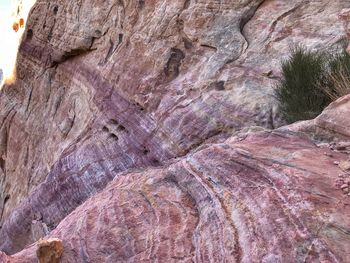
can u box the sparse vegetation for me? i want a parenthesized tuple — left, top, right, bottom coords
(322, 52, 350, 101)
(275, 46, 350, 123)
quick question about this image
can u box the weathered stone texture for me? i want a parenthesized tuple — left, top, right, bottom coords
(5, 116, 350, 262)
(0, 0, 350, 261)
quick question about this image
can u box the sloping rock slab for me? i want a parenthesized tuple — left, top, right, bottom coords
(5, 130, 350, 262)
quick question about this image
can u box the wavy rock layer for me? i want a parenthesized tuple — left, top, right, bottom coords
(5, 106, 350, 262)
(0, 0, 350, 260)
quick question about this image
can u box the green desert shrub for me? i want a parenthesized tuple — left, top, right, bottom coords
(322, 52, 350, 101)
(275, 46, 350, 123)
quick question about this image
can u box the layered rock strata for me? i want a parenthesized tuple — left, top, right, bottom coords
(0, 0, 350, 260)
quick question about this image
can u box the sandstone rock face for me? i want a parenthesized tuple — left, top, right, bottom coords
(340, 8, 350, 53)
(0, 0, 350, 261)
(285, 94, 350, 143)
(6, 118, 350, 262)
(0, 252, 10, 263)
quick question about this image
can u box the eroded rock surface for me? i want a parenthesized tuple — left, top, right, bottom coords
(5, 116, 350, 262)
(0, 0, 350, 260)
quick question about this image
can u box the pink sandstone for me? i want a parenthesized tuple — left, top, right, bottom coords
(0, 0, 350, 262)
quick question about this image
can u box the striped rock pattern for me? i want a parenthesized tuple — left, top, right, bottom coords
(5, 117, 350, 262)
(0, 0, 350, 261)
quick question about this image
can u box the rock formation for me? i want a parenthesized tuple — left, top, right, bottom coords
(0, 0, 350, 262)
(36, 238, 63, 263)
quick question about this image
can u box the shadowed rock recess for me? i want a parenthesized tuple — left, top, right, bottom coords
(0, 0, 350, 262)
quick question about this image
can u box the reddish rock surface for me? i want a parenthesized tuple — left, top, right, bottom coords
(1, 0, 350, 262)
(4, 118, 350, 262)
